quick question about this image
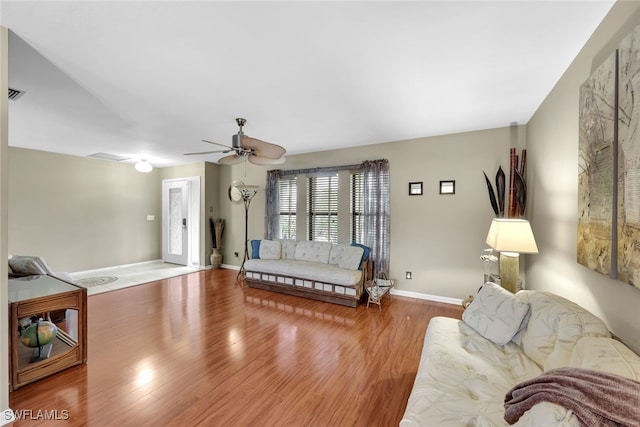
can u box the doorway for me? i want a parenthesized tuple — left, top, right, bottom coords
(162, 177, 201, 266)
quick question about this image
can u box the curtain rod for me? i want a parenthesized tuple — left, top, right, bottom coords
(278, 163, 363, 177)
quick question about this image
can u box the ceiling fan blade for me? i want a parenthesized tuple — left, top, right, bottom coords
(242, 136, 286, 160)
(184, 149, 228, 156)
(218, 154, 246, 166)
(202, 139, 234, 150)
(248, 155, 286, 165)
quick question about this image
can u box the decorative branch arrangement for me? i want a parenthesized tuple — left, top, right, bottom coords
(214, 219, 225, 250)
(209, 217, 225, 249)
(484, 148, 527, 218)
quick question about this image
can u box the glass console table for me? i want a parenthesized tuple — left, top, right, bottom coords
(8, 274, 87, 390)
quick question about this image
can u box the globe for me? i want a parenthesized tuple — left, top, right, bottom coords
(20, 320, 58, 348)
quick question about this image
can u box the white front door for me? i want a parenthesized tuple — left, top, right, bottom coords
(163, 180, 190, 265)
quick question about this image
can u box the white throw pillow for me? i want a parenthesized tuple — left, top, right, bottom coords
(259, 240, 281, 260)
(462, 282, 530, 345)
(338, 246, 364, 270)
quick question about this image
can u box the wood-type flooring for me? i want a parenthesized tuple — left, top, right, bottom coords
(8, 268, 463, 427)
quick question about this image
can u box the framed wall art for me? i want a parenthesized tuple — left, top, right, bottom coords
(439, 180, 455, 195)
(409, 182, 423, 195)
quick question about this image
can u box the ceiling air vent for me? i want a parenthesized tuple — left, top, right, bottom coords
(8, 88, 25, 101)
(87, 153, 130, 162)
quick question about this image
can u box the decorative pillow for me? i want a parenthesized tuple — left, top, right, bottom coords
(338, 246, 364, 270)
(280, 240, 297, 259)
(250, 240, 261, 259)
(462, 282, 530, 345)
(259, 240, 281, 260)
(8, 256, 52, 276)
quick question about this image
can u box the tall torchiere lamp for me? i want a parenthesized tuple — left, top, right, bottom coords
(485, 218, 538, 293)
(229, 181, 259, 278)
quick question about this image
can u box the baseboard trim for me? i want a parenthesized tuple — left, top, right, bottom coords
(390, 289, 463, 306)
(221, 264, 240, 271)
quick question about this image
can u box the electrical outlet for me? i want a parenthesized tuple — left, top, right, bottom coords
(406, 271, 412, 280)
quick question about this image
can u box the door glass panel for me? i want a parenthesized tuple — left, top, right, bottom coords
(169, 188, 183, 255)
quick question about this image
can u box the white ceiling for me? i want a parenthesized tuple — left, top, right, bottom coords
(1, 1, 615, 168)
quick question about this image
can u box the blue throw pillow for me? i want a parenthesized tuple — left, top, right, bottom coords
(351, 243, 371, 270)
(250, 240, 261, 259)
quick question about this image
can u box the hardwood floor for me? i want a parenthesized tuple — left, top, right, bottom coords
(9, 269, 463, 426)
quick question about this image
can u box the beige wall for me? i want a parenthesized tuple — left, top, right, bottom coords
(8, 147, 162, 272)
(527, 1, 640, 353)
(7, 149, 221, 272)
(220, 125, 525, 301)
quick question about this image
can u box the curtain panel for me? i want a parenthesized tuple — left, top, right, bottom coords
(264, 169, 281, 240)
(362, 159, 390, 278)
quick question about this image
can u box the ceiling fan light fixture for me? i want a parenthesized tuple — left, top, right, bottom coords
(135, 160, 153, 173)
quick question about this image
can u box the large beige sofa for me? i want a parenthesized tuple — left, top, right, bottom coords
(401, 283, 640, 426)
(244, 239, 372, 307)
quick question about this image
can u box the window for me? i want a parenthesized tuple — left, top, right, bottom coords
(273, 165, 364, 243)
(308, 174, 339, 243)
(278, 176, 297, 239)
(351, 172, 364, 243)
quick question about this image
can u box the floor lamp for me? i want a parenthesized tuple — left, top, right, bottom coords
(229, 181, 259, 278)
(485, 218, 538, 293)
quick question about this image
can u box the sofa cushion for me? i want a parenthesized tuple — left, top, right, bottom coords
(400, 316, 543, 426)
(338, 246, 364, 270)
(329, 244, 350, 265)
(570, 337, 640, 381)
(462, 282, 530, 345)
(259, 240, 281, 260)
(280, 240, 297, 259)
(244, 258, 362, 287)
(512, 291, 611, 370)
(294, 240, 332, 264)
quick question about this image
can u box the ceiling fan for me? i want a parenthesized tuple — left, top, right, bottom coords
(185, 118, 286, 165)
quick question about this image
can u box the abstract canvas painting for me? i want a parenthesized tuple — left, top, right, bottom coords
(578, 51, 617, 276)
(617, 26, 640, 287)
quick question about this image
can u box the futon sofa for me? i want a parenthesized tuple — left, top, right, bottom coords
(401, 282, 640, 426)
(244, 239, 372, 307)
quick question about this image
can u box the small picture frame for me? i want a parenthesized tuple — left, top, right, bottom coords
(409, 182, 423, 196)
(439, 180, 455, 195)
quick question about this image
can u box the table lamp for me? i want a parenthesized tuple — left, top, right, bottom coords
(485, 218, 538, 293)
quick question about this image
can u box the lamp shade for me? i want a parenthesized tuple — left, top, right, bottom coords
(485, 218, 538, 254)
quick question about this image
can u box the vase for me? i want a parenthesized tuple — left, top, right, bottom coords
(211, 248, 223, 270)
